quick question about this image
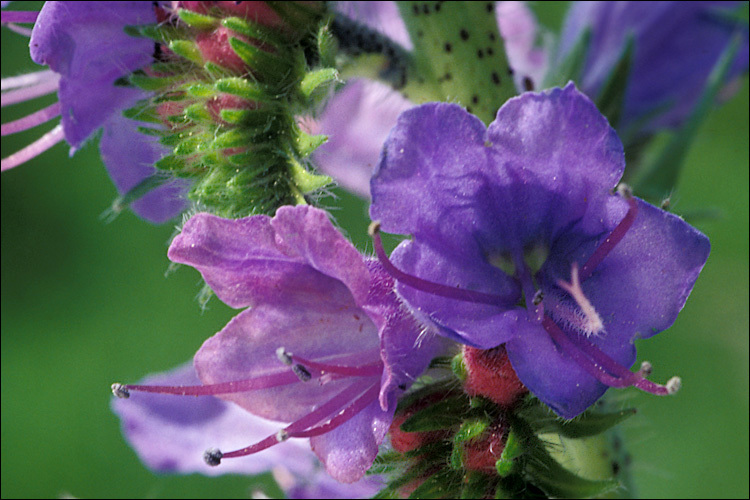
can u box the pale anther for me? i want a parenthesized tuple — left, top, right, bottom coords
(111, 383, 130, 399)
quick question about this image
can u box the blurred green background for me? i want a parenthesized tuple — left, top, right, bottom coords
(2, 2, 748, 498)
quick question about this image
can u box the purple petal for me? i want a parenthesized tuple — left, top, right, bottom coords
(194, 303, 380, 422)
(168, 206, 371, 309)
(29, 1, 157, 148)
(112, 362, 317, 477)
(334, 1, 411, 49)
(558, 1, 750, 130)
(310, 399, 391, 483)
(497, 1, 549, 91)
(98, 113, 188, 223)
(312, 79, 412, 197)
(504, 314, 636, 419)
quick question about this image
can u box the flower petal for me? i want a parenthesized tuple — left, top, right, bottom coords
(30, 1, 156, 147)
(168, 206, 371, 308)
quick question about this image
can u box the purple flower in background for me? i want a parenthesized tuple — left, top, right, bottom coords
(313, 1, 548, 197)
(369, 84, 710, 419)
(557, 1, 749, 131)
(113, 205, 444, 483)
(1, 1, 186, 222)
(113, 363, 381, 498)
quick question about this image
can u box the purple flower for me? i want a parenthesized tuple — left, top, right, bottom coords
(113, 205, 444, 483)
(1, 1, 186, 222)
(313, 1, 549, 197)
(112, 363, 382, 498)
(557, 1, 749, 131)
(369, 84, 710, 419)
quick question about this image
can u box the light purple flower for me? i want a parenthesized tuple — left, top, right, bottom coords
(369, 84, 710, 419)
(557, 1, 749, 131)
(113, 363, 382, 498)
(313, 1, 548, 197)
(113, 205, 444, 483)
(1, 1, 186, 222)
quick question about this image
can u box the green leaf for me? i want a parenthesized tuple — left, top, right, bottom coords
(523, 400, 637, 438)
(525, 450, 619, 499)
(408, 469, 462, 499)
(155, 154, 187, 172)
(294, 129, 328, 157)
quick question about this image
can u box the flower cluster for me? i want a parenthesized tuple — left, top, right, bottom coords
(2, 1, 744, 498)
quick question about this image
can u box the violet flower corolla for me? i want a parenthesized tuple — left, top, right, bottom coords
(556, 1, 749, 132)
(112, 363, 382, 498)
(112, 205, 444, 483)
(369, 84, 710, 419)
(1, 1, 186, 222)
(312, 1, 549, 197)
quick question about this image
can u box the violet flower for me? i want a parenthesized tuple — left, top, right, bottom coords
(369, 84, 710, 419)
(557, 1, 749, 131)
(1, 1, 186, 222)
(313, 1, 548, 197)
(113, 363, 382, 498)
(112, 205, 444, 483)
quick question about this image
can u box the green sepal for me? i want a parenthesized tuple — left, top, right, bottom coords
(214, 77, 270, 102)
(451, 353, 467, 382)
(183, 102, 212, 123)
(543, 27, 591, 88)
(300, 68, 340, 100)
(289, 158, 331, 193)
(595, 35, 634, 129)
(221, 16, 288, 48)
(367, 451, 408, 476)
(123, 101, 162, 124)
(524, 445, 619, 499)
(137, 126, 168, 138)
(203, 61, 234, 79)
(400, 395, 468, 432)
(495, 431, 522, 477)
(460, 471, 491, 499)
(177, 8, 218, 30)
(294, 129, 328, 157)
(407, 469, 462, 499)
(453, 417, 489, 443)
(212, 128, 262, 149)
(228, 36, 289, 81)
(183, 83, 216, 98)
(158, 131, 186, 147)
(129, 72, 181, 92)
(169, 39, 204, 65)
(317, 22, 337, 69)
(521, 399, 637, 438)
(100, 173, 171, 223)
(175, 132, 214, 156)
(124, 24, 187, 44)
(633, 33, 743, 200)
(154, 154, 187, 172)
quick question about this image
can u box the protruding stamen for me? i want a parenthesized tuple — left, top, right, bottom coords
(0, 10, 40, 24)
(579, 192, 638, 282)
(287, 352, 383, 377)
(288, 383, 381, 438)
(557, 263, 604, 337)
(1, 102, 60, 136)
(1, 71, 60, 107)
(558, 320, 681, 396)
(203, 448, 223, 466)
(1, 123, 65, 171)
(292, 364, 312, 382)
(275, 429, 289, 442)
(532, 290, 544, 306)
(276, 346, 293, 366)
(666, 377, 681, 395)
(111, 383, 130, 399)
(369, 221, 513, 307)
(121, 370, 301, 397)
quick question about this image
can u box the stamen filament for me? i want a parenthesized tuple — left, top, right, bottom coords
(218, 379, 376, 460)
(2, 70, 58, 92)
(579, 196, 638, 282)
(0, 11, 40, 24)
(1, 102, 61, 136)
(2, 73, 60, 107)
(557, 263, 604, 336)
(1, 123, 65, 171)
(369, 221, 512, 307)
(288, 353, 384, 377)
(119, 370, 301, 397)
(289, 383, 380, 438)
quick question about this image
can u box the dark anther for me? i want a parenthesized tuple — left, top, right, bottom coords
(533, 290, 544, 306)
(293, 364, 312, 382)
(491, 72, 501, 85)
(111, 383, 130, 399)
(460, 29, 469, 41)
(523, 76, 534, 91)
(204, 448, 223, 466)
